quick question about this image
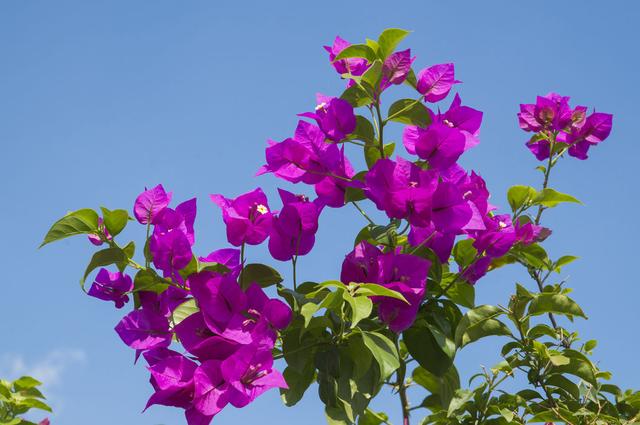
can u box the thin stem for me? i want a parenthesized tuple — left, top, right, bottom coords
(395, 337, 411, 425)
(291, 255, 298, 291)
(374, 102, 385, 157)
(528, 135, 569, 347)
(534, 134, 555, 225)
(351, 201, 375, 225)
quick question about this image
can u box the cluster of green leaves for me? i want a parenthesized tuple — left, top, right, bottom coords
(277, 280, 407, 424)
(410, 175, 640, 424)
(40, 207, 137, 291)
(0, 376, 50, 425)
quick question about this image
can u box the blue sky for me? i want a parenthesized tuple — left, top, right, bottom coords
(1, 1, 638, 424)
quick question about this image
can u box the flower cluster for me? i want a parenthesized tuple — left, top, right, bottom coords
(518, 93, 613, 160)
(85, 185, 292, 424)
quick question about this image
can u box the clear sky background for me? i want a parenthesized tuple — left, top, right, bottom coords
(1, 1, 638, 424)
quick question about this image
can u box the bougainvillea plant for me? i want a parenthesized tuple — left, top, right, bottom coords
(0, 376, 51, 425)
(41, 29, 640, 425)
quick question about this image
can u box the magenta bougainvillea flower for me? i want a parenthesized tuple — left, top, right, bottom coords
(87, 268, 133, 308)
(417, 63, 460, 103)
(148, 199, 197, 278)
(314, 146, 358, 208)
(134, 184, 173, 224)
(408, 223, 456, 263)
(115, 308, 172, 351)
(220, 344, 288, 408)
(189, 272, 253, 344)
(258, 119, 360, 207)
(174, 313, 239, 360)
(87, 217, 112, 246)
(245, 283, 292, 331)
(144, 348, 198, 411)
(323, 36, 370, 81)
(518, 93, 612, 161)
(299, 94, 356, 142)
(518, 93, 572, 133)
(436, 94, 483, 149)
(561, 112, 613, 159)
(403, 122, 466, 169)
(381, 49, 415, 91)
(431, 181, 473, 234)
(198, 248, 241, 278)
(258, 120, 339, 183)
(472, 214, 517, 258)
(364, 157, 438, 226)
(268, 190, 324, 261)
(210, 188, 273, 247)
(341, 242, 430, 332)
(515, 220, 551, 245)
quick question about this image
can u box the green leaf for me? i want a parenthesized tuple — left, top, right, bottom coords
(240, 263, 283, 289)
(528, 293, 586, 319)
(354, 283, 408, 303)
(534, 188, 582, 208)
(361, 60, 383, 92)
(344, 293, 373, 328)
(377, 28, 411, 59)
(40, 208, 99, 247)
(549, 354, 571, 366)
(364, 146, 381, 169)
(404, 68, 418, 89)
(527, 408, 577, 423)
(12, 377, 41, 391)
(196, 261, 230, 275)
(545, 373, 580, 399)
(334, 44, 377, 62)
(100, 207, 129, 237)
(444, 279, 475, 309)
(447, 389, 473, 417)
(359, 331, 399, 379)
(413, 366, 460, 409)
(345, 186, 367, 203)
(82, 247, 127, 289)
(549, 349, 597, 386)
(507, 185, 538, 212)
(358, 409, 388, 425)
(404, 323, 455, 376)
(16, 397, 51, 413)
(133, 269, 169, 293)
(554, 255, 578, 272)
(280, 366, 314, 407)
(453, 239, 477, 269)
(172, 298, 198, 326)
(455, 305, 512, 348)
(300, 302, 320, 327)
(352, 115, 375, 144)
(387, 98, 431, 127)
(341, 84, 373, 108)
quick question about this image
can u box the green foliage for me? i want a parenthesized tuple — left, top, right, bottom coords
(100, 207, 129, 237)
(377, 28, 410, 59)
(0, 376, 50, 424)
(279, 281, 404, 422)
(240, 263, 283, 289)
(387, 99, 431, 127)
(40, 208, 99, 247)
